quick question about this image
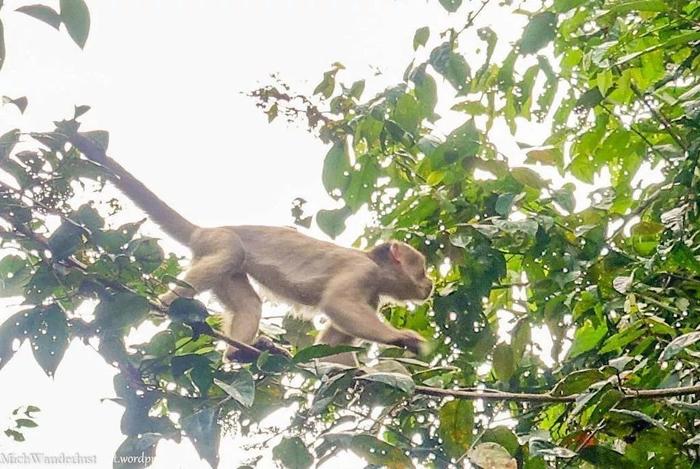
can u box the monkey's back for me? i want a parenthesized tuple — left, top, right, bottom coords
(230, 225, 377, 306)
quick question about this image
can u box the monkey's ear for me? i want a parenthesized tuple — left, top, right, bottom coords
(389, 243, 402, 264)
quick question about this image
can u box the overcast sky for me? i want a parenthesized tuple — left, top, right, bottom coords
(0, 1, 463, 467)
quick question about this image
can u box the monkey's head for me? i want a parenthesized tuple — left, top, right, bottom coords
(370, 241, 434, 302)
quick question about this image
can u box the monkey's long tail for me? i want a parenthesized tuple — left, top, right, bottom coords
(69, 133, 197, 246)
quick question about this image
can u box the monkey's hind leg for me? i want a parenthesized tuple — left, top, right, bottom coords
(213, 274, 264, 362)
(159, 229, 246, 305)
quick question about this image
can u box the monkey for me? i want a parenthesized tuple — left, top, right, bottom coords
(69, 134, 433, 365)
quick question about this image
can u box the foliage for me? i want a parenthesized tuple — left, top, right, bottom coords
(2, 0, 700, 468)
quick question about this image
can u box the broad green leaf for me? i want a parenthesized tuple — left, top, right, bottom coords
(357, 371, 415, 394)
(168, 298, 208, 324)
(413, 26, 429, 50)
(468, 443, 516, 469)
(520, 12, 556, 55)
(552, 369, 605, 396)
(0, 255, 32, 298)
(480, 427, 519, 455)
(181, 407, 220, 468)
(661, 332, 700, 360)
(26, 304, 70, 377)
(316, 206, 351, 239)
(60, 0, 90, 48)
(438, 0, 462, 12)
(114, 434, 160, 469)
(492, 343, 515, 382)
(439, 400, 474, 458)
(96, 292, 150, 332)
(214, 370, 255, 407)
(350, 434, 415, 468)
(321, 142, 351, 197)
(272, 436, 313, 469)
(293, 344, 362, 363)
(568, 319, 608, 358)
(0, 311, 28, 371)
(16, 5, 61, 30)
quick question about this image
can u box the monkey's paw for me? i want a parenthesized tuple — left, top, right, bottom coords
(391, 330, 425, 355)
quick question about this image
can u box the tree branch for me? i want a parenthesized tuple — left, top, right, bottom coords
(414, 383, 700, 402)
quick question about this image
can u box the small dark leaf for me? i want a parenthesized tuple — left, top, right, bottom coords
(214, 369, 255, 407)
(16, 5, 61, 29)
(293, 344, 362, 363)
(357, 371, 415, 394)
(168, 298, 208, 323)
(74, 105, 91, 118)
(47, 222, 87, 260)
(114, 433, 160, 469)
(438, 0, 462, 12)
(272, 436, 313, 469)
(413, 26, 430, 50)
(2, 96, 28, 113)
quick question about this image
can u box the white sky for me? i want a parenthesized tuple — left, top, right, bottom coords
(0, 1, 541, 468)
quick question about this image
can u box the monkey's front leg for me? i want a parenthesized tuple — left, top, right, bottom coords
(320, 293, 424, 355)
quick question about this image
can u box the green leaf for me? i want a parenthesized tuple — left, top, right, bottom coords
(552, 369, 605, 396)
(321, 142, 351, 197)
(350, 434, 415, 468)
(114, 434, 160, 469)
(293, 344, 362, 363)
(272, 436, 313, 469)
(47, 222, 86, 260)
(568, 319, 608, 358)
(661, 332, 700, 360)
(439, 400, 474, 458)
(26, 304, 70, 377)
(480, 427, 519, 455)
(95, 292, 150, 332)
(181, 407, 220, 468)
(0, 129, 19, 160)
(60, 0, 90, 48)
(357, 372, 415, 394)
(2, 96, 28, 114)
(16, 5, 61, 29)
(525, 146, 563, 167)
(468, 443, 515, 468)
(606, 0, 668, 14)
(495, 193, 518, 216)
(492, 343, 515, 382)
(0, 255, 32, 298)
(520, 12, 556, 55)
(0, 20, 5, 72)
(131, 238, 164, 273)
(214, 370, 255, 407)
(168, 298, 208, 324)
(511, 167, 549, 189)
(438, 0, 462, 12)
(413, 26, 430, 50)
(393, 93, 422, 135)
(316, 206, 351, 239)
(0, 311, 28, 371)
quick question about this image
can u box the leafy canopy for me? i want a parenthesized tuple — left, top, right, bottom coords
(2, 0, 700, 467)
